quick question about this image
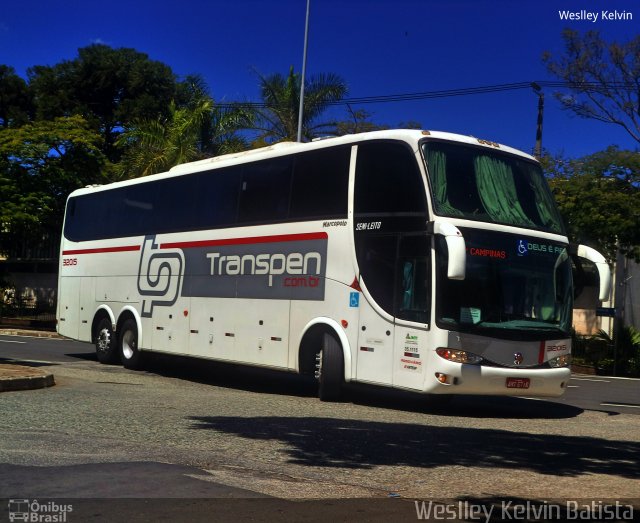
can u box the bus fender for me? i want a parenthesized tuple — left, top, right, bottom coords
(299, 317, 352, 383)
(93, 304, 116, 332)
(116, 306, 144, 350)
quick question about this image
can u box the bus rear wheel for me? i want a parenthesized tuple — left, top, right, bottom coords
(95, 317, 119, 364)
(119, 318, 143, 370)
(316, 332, 343, 402)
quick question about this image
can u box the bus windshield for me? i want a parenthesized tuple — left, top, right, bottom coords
(436, 228, 573, 340)
(422, 140, 564, 234)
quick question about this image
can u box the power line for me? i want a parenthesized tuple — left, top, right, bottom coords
(214, 80, 637, 110)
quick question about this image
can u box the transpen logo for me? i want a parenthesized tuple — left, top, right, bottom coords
(137, 235, 185, 318)
(180, 235, 328, 301)
(205, 251, 322, 287)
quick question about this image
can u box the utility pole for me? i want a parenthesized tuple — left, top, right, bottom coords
(297, 0, 311, 143)
(531, 82, 544, 159)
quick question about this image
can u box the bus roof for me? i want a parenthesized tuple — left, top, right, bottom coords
(69, 129, 536, 197)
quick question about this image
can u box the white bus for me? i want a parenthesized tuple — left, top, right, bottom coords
(57, 129, 610, 401)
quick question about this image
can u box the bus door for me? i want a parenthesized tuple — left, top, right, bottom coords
(355, 232, 396, 385)
(393, 233, 431, 390)
(392, 234, 431, 390)
(353, 140, 431, 388)
(355, 233, 431, 388)
(356, 278, 395, 385)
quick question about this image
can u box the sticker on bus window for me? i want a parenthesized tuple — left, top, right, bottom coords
(460, 307, 481, 324)
(349, 292, 360, 307)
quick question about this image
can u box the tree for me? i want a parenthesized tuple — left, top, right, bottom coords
(0, 115, 107, 257)
(543, 146, 640, 263)
(176, 75, 255, 158)
(116, 97, 213, 178)
(334, 106, 424, 136)
(0, 66, 32, 128)
(27, 44, 177, 161)
(253, 66, 347, 143)
(116, 82, 254, 178)
(543, 30, 640, 144)
(335, 106, 387, 136)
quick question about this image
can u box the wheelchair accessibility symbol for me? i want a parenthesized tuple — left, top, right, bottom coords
(517, 240, 528, 257)
(349, 292, 360, 308)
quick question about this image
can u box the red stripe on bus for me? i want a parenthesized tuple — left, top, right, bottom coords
(160, 232, 328, 250)
(538, 340, 546, 365)
(62, 245, 141, 255)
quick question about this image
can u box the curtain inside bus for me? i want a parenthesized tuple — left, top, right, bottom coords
(425, 148, 463, 216)
(474, 155, 534, 227)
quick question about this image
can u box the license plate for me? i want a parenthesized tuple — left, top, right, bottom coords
(506, 377, 530, 389)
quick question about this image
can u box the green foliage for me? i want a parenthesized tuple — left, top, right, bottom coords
(0, 46, 257, 259)
(335, 106, 388, 136)
(594, 326, 640, 376)
(27, 44, 177, 161)
(543, 29, 640, 144)
(117, 98, 214, 178)
(253, 66, 347, 143)
(116, 77, 254, 178)
(573, 326, 640, 377)
(333, 106, 423, 136)
(0, 65, 32, 128)
(543, 146, 640, 262)
(0, 116, 107, 257)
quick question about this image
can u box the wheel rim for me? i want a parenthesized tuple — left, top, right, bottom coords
(97, 328, 111, 354)
(315, 350, 323, 380)
(122, 329, 136, 360)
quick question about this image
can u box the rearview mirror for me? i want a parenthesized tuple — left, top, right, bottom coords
(432, 222, 466, 280)
(576, 244, 611, 301)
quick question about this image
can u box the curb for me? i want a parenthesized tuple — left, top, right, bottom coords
(0, 328, 62, 339)
(0, 364, 56, 392)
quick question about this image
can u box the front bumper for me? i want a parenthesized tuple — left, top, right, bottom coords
(425, 359, 571, 397)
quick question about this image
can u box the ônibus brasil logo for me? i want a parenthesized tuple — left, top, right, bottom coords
(8, 499, 73, 522)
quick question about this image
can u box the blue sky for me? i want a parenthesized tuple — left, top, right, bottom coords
(2, 0, 639, 157)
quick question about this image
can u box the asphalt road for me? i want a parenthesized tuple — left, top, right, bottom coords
(2, 333, 639, 415)
(1, 334, 639, 521)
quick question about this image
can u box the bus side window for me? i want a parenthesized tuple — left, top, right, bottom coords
(238, 157, 292, 224)
(196, 166, 242, 229)
(354, 141, 426, 216)
(290, 146, 350, 220)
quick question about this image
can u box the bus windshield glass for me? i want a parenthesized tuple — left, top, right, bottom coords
(422, 140, 564, 234)
(436, 228, 573, 340)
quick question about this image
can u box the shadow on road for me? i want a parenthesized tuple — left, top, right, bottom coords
(65, 352, 98, 361)
(188, 414, 640, 479)
(69, 351, 585, 419)
(0, 357, 59, 368)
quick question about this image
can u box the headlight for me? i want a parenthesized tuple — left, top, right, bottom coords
(548, 354, 572, 368)
(436, 347, 483, 365)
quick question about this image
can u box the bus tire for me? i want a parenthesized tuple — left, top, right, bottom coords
(317, 332, 343, 402)
(119, 318, 143, 370)
(95, 317, 119, 364)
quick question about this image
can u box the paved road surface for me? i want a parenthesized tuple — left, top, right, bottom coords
(2, 333, 638, 414)
(1, 334, 639, 521)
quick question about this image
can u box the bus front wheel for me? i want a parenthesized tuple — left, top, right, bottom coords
(119, 318, 143, 370)
(316, 332, 343, 402)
